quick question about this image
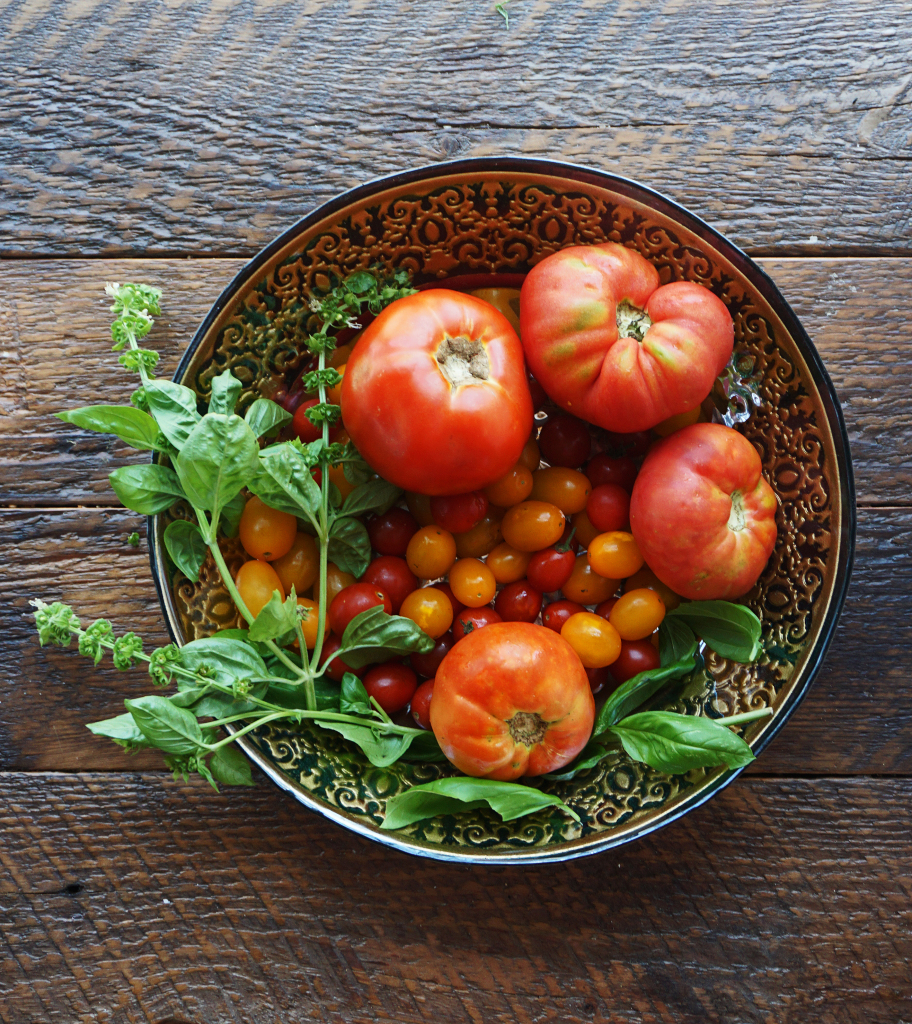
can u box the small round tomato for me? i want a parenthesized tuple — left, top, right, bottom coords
(453, 512, 503, 559)
(270, 532, 319, 596)
(238, 496, 297, 562)
(406, 526, 458, 580)
(329, 583, 392, 636)
(538, 414, 592, 468)
(399, 587, 454, 639)
(410, 678, 435, 730)
(320, 635, 366, 681)
(430, 622, 595, 779)
(410, 630, 455, 678)
(430, 491, 488, 534)
(594, 597, 618, 619)
(295, 597, 320, 649)
(325, 562, 357, 607)
(453, 605, 502, 640)
(449, 558, 497, 608)
(363, 662, 418, 715)
(527, 543, 576, 593)
(624, 564, 683, 611)
(541, 599, 586, 633)
(529, 466, 592, 515)
(609, 588, 666, 640)
(367, 508, 419, 556)
(362, 555, 417, 614)
(601, 430, 653, 460)
(586, 666, 614, 695)
(405, 492, 434, 526)
(519, 436, 541, 473)
(484, 463, 534, 508)
(585, 453, 639, 492)
(236, 560, 285, 618)
(588, 531, 645, 580)
(291, 398, 322, 444)
(561, 612, 622, 668)
(561, 554, 618, 605)
(570, 508, 602, 548)
(327, 462, 356, 501)
(500, 501, 565, 552)
(586, 484, 631, 533)
(494, 581, 543, 623)
(609, 639, 661, 684)
(426, 581, 465, 620)
(485, 542, 532, 585)
(327, 363, 346, 405)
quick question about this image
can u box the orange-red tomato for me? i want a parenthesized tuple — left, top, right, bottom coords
(325, 563, 357, 606)
(484, 462, 534, 508)
(448, 558, 497, 608)
(623, 564, 683, 611)
(406, 526, 458, 580)
(519, 436, 541, 473)
(238, 496, 297, 561)
(500, 501, 565, 552)
(270, 532, 319, 596)
(560, 612, 622, 668)
(570, 508, 602, 548)
(235, 560, 285, 618)
(342, 290, 533, 494)
(430, 622, 594, 779)
(453, 512, 503, 559)
(295, 597, 320, 649)
(588, 531, 645, 580)
(529, 467, 592, 515)
(609, 588, 666, 640)
(399, 587, 454, 639)
(486, 542, 532, 584)
(561, 554, 619, 605)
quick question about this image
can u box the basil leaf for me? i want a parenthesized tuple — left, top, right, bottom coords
(179, 636, 268, 689)
(125, 694, 206, 755)
(316, 720, 413, 767)
(209, 745, 255, 787)
(667, 601, 762, 662)
(381, 778, 581, 830)
(86, 711, 150, 749)
(212, 628, 273, 659)
(396, 730, 449, 763)
(265, 676, 341, 713)
(245, 397, 292, 439)
(143, 379, 201, 449)
(208, 369, 242, 416)
(608, 711, 756, 774)
(342, 449, 374, 485)
(176, 413, 259, 514)
(543, 739, 616, 781)
(163, 519, 208, 582)
(340, 479, 403, 519)
(57, 405, 164, 451)
(340, 672, 373, 716)
(248, 442, 322, 526)
(109, 463, 185, 514)
(345, 270, 377, 294)
(220, 491, 246, 538)
(327, 517, 372, 577)
(248, 588, 298, 643)
(593, 645, 699, 736)
(658, 617, 697, 666)
(339, 605, 435, 668)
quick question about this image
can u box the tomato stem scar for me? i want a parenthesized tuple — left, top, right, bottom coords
(507, 711, 548, 747)
(728, 490, 747, 532)
(435, 334, 490, 388)
(616, 299, 653, 342)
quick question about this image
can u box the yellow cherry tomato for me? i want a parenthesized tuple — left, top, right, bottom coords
(609, 588, 666, 640)
(530, 466, 591, 515)
(238, 495, 297, 561)
(624, 564, 683, 611)
(406, 525, 458, 580)
(236, 560, 285, 618)
(519, 436, 541, 473)
(561, 554, 619, 605)
(484, 462, 534, 508)
(485, 542, 532, 584)
(448, 558, 497, 608)
(294, 597, 320, 649)
(270, 532, 319, 596)
(399, 587, 454, 639)
(326, 562, 357, 607)
(653, 404, 702, 437)
(500, 500, 565, 552)
(561, 612, 622, 668)
(588, 531, 645, 580)
(454, 512, 503, 558)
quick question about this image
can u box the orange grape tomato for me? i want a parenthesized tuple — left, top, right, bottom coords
(560, 612, 622, 668)
(454, 512, 503, 558)
(484, 462, 534, 508)
(519, 436, 541, 473)
(399, 587, 454, 639)
(238, 496, 297, 561)
(329, 343, 353, 368)
(327, 364, 345, 405)
(500, 500, 565, 552)
(570, 508, 602, 548)
(653, 403, 702, 438)
(448, 558, 497, 608)
(235, 559, 285, 619)
(295, 597, 320, 649)
(561, 554, 619, 605)
(609, 588, 666, 641)
(270, 532, 319, 596)
(624, 564, 683, 610)
(529, 466, 592, 515)
(406, 526, 458, 580)
(327, 462, 356, 501)
(471, 287, 521, 334)
(326, 562, 357, 606)
(406, 492, 435, 527)
(587, 531, 645, 580)
(485, 542, 532, 584)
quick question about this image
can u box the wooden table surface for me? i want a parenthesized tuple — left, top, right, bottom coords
(2, 2, 911, 1022)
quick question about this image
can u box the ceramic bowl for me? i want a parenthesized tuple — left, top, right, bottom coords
(150, 158, 854, 863)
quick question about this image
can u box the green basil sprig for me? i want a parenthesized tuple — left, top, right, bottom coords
(664, 601, 763, 662)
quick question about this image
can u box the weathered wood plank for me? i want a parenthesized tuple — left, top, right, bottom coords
(2, 0, 911, 256)
(4, 506, 910, 775)
(1, 773, 910, 1023)
(1, 257, 909, 505)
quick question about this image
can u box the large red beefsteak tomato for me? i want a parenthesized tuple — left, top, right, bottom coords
(629, 423, 778, 600)
(341, 290, 533, 495)
(430, 621, 594, 779)
(520, 243, 734, 432)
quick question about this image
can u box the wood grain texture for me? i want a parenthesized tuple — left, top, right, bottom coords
(2, 0, 911, 257)
(2, 257, 910, 505)
(1, 773, 911, 1024)
(4, 506, 910, 775)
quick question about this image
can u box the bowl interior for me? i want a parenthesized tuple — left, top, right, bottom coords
(151, 160, 853, 863)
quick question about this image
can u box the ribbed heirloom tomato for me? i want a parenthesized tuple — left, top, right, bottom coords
(430, 622, 594, 779)
(341, 289, 533, 494)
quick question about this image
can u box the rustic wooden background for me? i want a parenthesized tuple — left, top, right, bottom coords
(2, 1, 911, 1021)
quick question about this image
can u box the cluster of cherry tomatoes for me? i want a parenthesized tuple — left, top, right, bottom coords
(232, 406, 685, 730)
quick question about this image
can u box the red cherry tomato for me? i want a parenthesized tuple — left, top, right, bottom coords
(363, 662, 418, 715)
(367, 508, 419, 556)
(453, 605, 502, 640)
(586, 666, 614, 695)
(609, 640, 661, 684)
(410, 630, 456, 678)
(328, 582, 392, 636)
(494, 581, 543, 623)
(586, 484, 631, 533)
(527, 545, 576, 593)
(341, 290, 533, 494)
(430, 491, 488, 534)
(600, 430, 653, 460)
(541, 599, 586, 633)
(410, 678, 435, 730)
(585, 453, 639, 491)
(320, 634, 366, 681)
(537, 413, 592, 468)
(292, 398, 322, 444)
(362, 555, 417, 614)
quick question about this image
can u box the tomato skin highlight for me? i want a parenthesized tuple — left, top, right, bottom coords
(342, 289, 533, 494)
(629, 422, 778, 599)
